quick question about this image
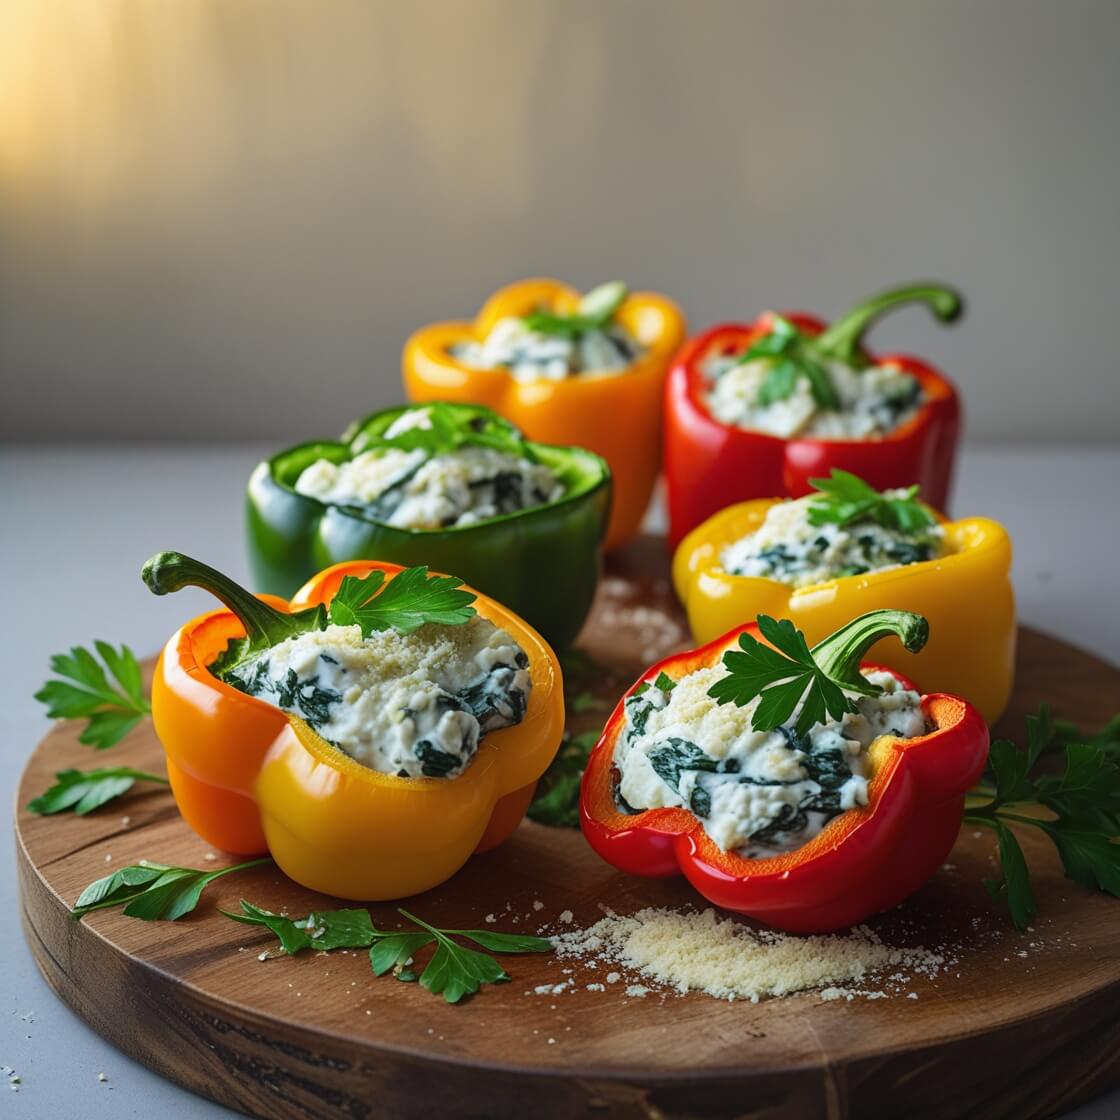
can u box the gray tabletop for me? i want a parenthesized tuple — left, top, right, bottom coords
(2, 442, 1118, 1119)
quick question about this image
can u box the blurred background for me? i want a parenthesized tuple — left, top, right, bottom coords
(2, 0, 1118, 444)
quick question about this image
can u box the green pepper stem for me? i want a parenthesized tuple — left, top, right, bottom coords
(813, 284, 963, 367)
(810, 609, 929, 696)
(141, 551, 310, 647)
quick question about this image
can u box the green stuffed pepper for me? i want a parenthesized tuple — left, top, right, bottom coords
(246, 402, 612, 648)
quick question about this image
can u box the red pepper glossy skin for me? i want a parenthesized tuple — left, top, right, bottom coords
(579, 620, 988, 933)
(663, 313, 962, 549)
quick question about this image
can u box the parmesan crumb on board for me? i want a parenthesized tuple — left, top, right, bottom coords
(551, 907, 947, 1003)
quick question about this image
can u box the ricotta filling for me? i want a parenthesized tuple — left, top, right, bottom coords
(451, 316, 641, 382)
(223, 619, 531, 778)
(613, 668, 927, 857)
(721, 494, 945, 588)
(294, 444, 563, 530)
(703, 351, 923, 438)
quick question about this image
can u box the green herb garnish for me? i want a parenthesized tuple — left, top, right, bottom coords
(528, 730, 599, 828)
(738, 315, 841, 411)
(225, 900, 552, 1003)
(329, 565, 476, 637)
(807, 469, 937, 533)
(634, 671, 677, 697)
(354, 401, 532, 461)
(521, 281, 628, 339)
(28, 766, 168, 816)
(35, 642, 151, 750)
(141, 553, 476, 682)
(708, 610, 928, 737)
(73, 858, 271, 921)
(967, 704, 1120, 930)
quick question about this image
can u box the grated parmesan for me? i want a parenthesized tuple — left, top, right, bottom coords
(551, 907, 946, 1003)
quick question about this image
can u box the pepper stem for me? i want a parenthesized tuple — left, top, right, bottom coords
(813, 284, 963, 367)
(141, 551, 312, 648)
(810, 609, 929, 696)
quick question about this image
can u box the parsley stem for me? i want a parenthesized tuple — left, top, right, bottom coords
(142, 552, 312, 648)
(814, 284, 963, 367)
(810, 609, 929, 697)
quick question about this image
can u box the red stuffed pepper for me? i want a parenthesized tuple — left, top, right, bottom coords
(580, 609, 988, 932)
(664, 284, 963, 548)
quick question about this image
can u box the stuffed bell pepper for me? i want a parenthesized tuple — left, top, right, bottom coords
(580, 609, 988, 932)
(144, 552, 564, 899)
(247, 402, 610, 650)
(673, 470, 1015, 722)
(403, 279, 686, 550)
(664, 283, 963, 547)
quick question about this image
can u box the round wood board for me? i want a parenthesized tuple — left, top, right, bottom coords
(16, 538, 1120, 1120)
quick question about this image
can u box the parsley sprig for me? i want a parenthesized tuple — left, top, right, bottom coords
(521, 281, 628, 339)
(35, 642, 151, 750)
(350, 402, 532, 461)
(807, 470, 937, 533)
(708, 610, 929, 737)
(28, 766, 168, 816)
(330, 566, 476, 636)
(72, 858, 271, 921)
(224, 899, 552, 1003)
(967, 705, 1120, 929)
(738, 314, 841, 410)
(141, 552, 476, 681)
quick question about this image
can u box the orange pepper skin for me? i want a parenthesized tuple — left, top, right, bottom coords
(402, 279, 686, 550)
(672, 499, 1016, 723)
(579, 622, 989, 933)
(150, 562, 564, 899)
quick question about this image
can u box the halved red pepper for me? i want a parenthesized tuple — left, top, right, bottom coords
(579, 611, 989, 932)
(664, 285, 963, 548)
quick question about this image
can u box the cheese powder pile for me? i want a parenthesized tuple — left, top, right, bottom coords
(551, 907, 946, 1002)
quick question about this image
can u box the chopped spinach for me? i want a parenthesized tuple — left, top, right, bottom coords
(414, 741, 462, 778)
(273, 670, 341, 731)
(648, 738, 724, 791)
(689, 782, 712, 818)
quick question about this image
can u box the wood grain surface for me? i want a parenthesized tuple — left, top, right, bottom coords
(16, 538, 1120, 1120)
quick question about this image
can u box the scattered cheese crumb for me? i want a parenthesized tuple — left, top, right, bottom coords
(532, 900, 545, 912)
(625, 985, 650, 998)
(908, 992, 919, 999)
(547, 1038, 556, 1045)
(558, 910, 574, 924)
(552, 907, 946, 1003)
(484, 913, 496, 924)
(585, 983, 605, 992)
(605, 972, 621, 984)
(204, 852, 218, 862)
(120, 816, 131, 826)
(104, 853, 112, 863)
(97, 1073, 108, 1082)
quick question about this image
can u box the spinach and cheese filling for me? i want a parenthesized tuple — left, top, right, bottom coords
(224, 618, 531, 779)
(721, 492, 945, 588)
(703, 350, 922, 439)
(613, 668, 927, 857)
(294, 408, 563, 529)
(450, 281, 642, 382)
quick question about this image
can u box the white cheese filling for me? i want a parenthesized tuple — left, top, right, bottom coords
(703, 351, 923, 438)
(224, 620, 531, 778)
(294, 445, 563, 530)
(613, 667, 927, 857)
(721, 494, 945, 589)
(451, 316, 641, 382)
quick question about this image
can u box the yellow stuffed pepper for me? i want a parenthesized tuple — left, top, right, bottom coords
(143, 552, 564, 900)
(672, 471, 1015, 722)
(403, 278, 686, 550)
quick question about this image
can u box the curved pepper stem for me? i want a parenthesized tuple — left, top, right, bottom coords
(810, 609, 929, 697)
(813, 284, 963, 367)
(142, 551, 318, 650)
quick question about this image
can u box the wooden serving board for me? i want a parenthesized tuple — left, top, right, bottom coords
(16, 539, 1120, 1120)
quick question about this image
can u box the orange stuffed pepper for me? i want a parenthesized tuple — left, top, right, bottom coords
(403, 279, 686, 550)
(143, 551, 564, 899)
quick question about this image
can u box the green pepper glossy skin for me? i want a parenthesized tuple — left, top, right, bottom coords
(246, 403, 612, 649)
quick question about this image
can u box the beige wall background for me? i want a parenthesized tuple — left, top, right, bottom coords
(1, 0, 1117, 443)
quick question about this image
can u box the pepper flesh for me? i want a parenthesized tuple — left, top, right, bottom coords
(579, 619, 989, 933)
(149, 559, 564, 899)
(664, 285, 963, 548)
(672, 498, 1015, 723)
(403, 278, 686, 550)
(246, 402, 611, 650)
